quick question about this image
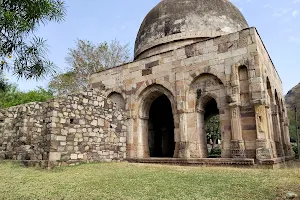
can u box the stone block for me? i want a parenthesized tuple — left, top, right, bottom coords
(69, 128, 76, 133)
(120, 137, 126, 143)
(70, 154, 78, 160)
(98, 118, 104, 126)
(49, 152, 61, 161)
(91, 120, 98, 126)
(78, 154, 84, 159)
(57, 136, 66, 141)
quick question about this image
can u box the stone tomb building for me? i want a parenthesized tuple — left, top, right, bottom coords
(90, 0, 294, 164)
(0, 0, 294, 167)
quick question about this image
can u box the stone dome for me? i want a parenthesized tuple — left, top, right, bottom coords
(134, 0, 249, 60)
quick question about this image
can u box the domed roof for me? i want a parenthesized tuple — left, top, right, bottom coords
(134, 0, 249, 59)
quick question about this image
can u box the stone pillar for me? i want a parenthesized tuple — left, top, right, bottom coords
(136, 117, 149, 158)
(279, 111, 289, 156)
(254, 104, 274, 160)
(196, 109, 208, 158)
(173, 113, 180, 158)
(230, 104, 246, 158)
(266, 104, 277, 158)
(284, 114, 294, 157)
(271, 105, 285, 158)
(177, 112, 190, 158)
(126, 118, 135, 158)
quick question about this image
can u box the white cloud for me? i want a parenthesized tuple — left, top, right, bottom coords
(292, 10, 299, 17)
(264, 4, 292, 19)
(272, 8, 291, 18)
(289, 36, 300, 44)
(264, 4, 271, 8)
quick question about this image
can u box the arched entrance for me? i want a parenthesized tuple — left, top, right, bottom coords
(188, 73, 229, 158)
(148, 95, 175, 157)
(197, 96, 222, 158)
(135, 84, 177, 159)
(203, 98, 221, 157)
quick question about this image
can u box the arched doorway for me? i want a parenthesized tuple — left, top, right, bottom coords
(148, 95, 175, 157)
(201, 97, 221, 158)
(188, 73, 229, 158)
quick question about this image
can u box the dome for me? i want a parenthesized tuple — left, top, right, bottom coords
(134, 0, 249, 60)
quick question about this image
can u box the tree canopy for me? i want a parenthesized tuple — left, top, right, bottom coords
(0, 0, 66, 80)
(0, 83, 53, 109)
(49, 39, 131, 95)
(205, 115, 221, 148)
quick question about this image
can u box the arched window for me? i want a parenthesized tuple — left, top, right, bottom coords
(108, 92, 125, 109)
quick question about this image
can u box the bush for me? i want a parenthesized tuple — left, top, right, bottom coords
(292, 143, 299, 158)
(209, 148, 222, 158)
(0, 85, 53, 109)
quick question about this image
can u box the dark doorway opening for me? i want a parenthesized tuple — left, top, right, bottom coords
(203, 98, 221, 158)
(148, 95, 175, 157)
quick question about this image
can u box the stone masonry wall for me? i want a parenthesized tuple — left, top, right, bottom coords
(0, 89, 126, 167)
(89, 27, 293, 161)
(90, 27, 262, 159)
(0, 102, 49, 162)
(48, 90, 127, 166)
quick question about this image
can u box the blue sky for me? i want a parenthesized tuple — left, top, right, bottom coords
(7, 0, 300, 94)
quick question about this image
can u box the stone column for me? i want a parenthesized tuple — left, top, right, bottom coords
(126, 118, 135, 158)
(266, 104, 277, 158)
(279, 111, 288, 156)
(173, 113, 180, 158)
(196, 108, 208, 158)
(230, 104, 246, 158)
(271, 105, 285, 157)
(136, 117, 149, 158)
(177, 112, 190, 158)
(284, 114, 294, 157)
(254, 104, 274, 160)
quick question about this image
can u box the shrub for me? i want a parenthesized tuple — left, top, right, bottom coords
(292, 143, 298, 158)
(209, 148, 222, 158)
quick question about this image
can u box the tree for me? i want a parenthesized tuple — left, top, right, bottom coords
(0, 84, 53, 109)
(288, 110, 297, 143)
(286, 86, 300, 159)
(0, 73, 7, 91)
(0, 0, 66, 79)
(49, 39, 131, 95)
(205, 115, 221, 150)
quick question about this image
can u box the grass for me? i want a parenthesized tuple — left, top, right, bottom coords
(0, 162, 300, 200)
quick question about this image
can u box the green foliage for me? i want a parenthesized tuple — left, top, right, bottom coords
(288, 110, 297, 142)
(292, 143, 299, 158)
(0, 0, 66, 79)
(0, 73, 8, 91)
(205, 115, 221, 141)
(49, 39, 131, 95)
(48, 70, 77, 95)
(209, 148, 222, 157)
(0, 84, 53, 108)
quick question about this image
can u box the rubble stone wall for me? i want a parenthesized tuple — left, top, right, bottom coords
(0, 102, 49, 162)
(0, 89, 126, 167)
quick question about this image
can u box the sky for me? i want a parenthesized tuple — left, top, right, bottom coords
(6, 0, 300, 94)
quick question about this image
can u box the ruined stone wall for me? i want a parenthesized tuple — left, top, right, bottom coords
(48, 90, 127, 166)
(0, 89, 127, 167)
(0, 102, 49, 162)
